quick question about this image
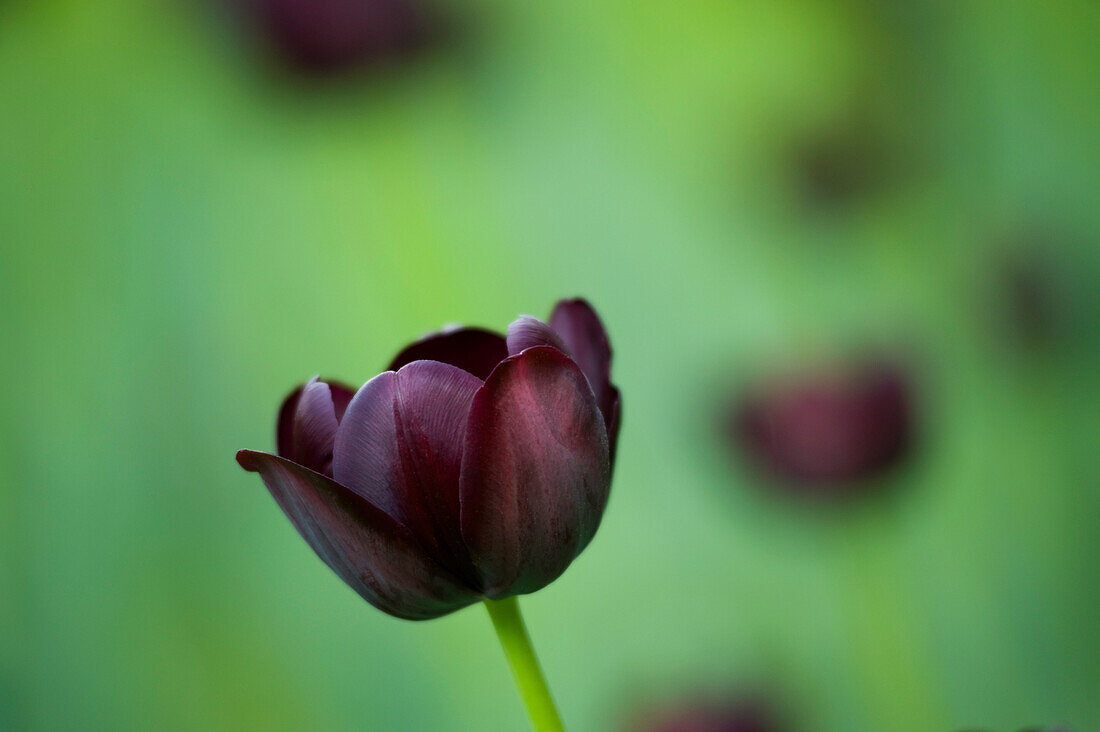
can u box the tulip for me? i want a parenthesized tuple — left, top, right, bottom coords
(237, 298, 619, 730)
(625, 696, 782, 732)
(730, 360, 912, 492)
(240, 0, 442, 75)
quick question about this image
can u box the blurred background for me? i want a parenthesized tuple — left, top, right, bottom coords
(2, 1, 1099, 730)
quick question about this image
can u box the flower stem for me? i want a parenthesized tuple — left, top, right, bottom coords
(484, 597, 565, 732)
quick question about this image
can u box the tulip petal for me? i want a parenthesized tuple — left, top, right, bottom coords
(290, 378, 340, 475)
(333, 361, 482, 582)
(605, 386, 622, 465)
(460, 346, 611, 597)
(548, 299, 620, 454)
(506, 315, 569, 356)
(388, 327, 508, 380)
(236, 450, 479, 620)
(276, 378, 355, 466)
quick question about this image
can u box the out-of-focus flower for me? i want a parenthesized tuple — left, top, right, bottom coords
(997, 246, 1066, 351)
(241, 0, 442, 75)
(778, 106, 900, 214)
(730, 360, 913, 491)
(988, 227, 1100, 360)
(237, 299, 620, 619)
(625, 696, 782, 732)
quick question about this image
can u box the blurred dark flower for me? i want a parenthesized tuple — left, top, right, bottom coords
(242, 0, 442, 75)
(782, 112, 895, 213)
(730, 360, 913, 491)
(625, 697, 782, 732)
(961, 725, 1070, 732)
(237, 299, 620, 619)
(794, 134, 884, 210)
(997, 247, 1066, 351)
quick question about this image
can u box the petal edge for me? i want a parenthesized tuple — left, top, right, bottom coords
(388, 327, 507, 380)
(237, 450, 479, 620)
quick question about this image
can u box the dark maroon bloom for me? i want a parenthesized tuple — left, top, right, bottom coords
(243, 0, 440, 75)
(626, 697, 782, 732)
(237, 299, 620, 619)
(731, 361, 913, 491)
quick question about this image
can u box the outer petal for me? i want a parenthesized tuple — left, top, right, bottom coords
(333, 361, 482, 583)
(460, 346, 611, 597)
(276, 377, 355, 469)
(548, 299, 620, 455)
(388, 327, 507, 380)
(506, 315, 569, 356)
(236, 450, 479, 620)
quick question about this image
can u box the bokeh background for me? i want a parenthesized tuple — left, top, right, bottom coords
(3, 1, 1099, 730)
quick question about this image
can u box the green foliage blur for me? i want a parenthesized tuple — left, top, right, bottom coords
(2, 1, 1099, 730)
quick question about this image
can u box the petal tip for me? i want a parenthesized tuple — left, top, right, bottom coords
(236, 449, 262, 472)
(505, 315, 569, 358)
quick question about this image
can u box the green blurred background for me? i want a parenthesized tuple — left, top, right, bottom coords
(3, 1, 1099, 729)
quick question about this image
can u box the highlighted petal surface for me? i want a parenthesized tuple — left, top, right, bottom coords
(460, 346, 610, 597)
(549, 299, 620, 456)
(506, 315, 569, 356)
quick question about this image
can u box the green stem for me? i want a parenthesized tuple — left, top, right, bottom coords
(484, 597, 565, 732)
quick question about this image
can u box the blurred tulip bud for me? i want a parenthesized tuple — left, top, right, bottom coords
(241, 0, 442, 75)
(730, 360, 914, 492)
(785, 115, 893, 213)
(625, 696, 783, 732)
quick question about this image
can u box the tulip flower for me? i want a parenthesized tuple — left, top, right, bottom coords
(240, 0, 442, 75)
(237, 298, 619, 730)
(625, 695, 782, 732)
(730, 360, 912, 492)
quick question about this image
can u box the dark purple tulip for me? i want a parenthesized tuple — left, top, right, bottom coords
(731, 361, 913, 491)
(237, 299, 620, 619)
(626, 697, 782, 732)
(242, 0, 440, 75)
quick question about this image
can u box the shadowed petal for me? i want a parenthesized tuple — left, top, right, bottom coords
(276, 377, 356, 474)
(276, 386, 301, 459)
(236, 450, 479, 620)
(606, 387, 622, 465)
(330, 381, 354, 421)
(549, 299, 619, 454)
(460, 346, 610, 597)
(388, 327, 507, 380)
(506, 315, 569, 356)
(333, 361, 482, 582)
